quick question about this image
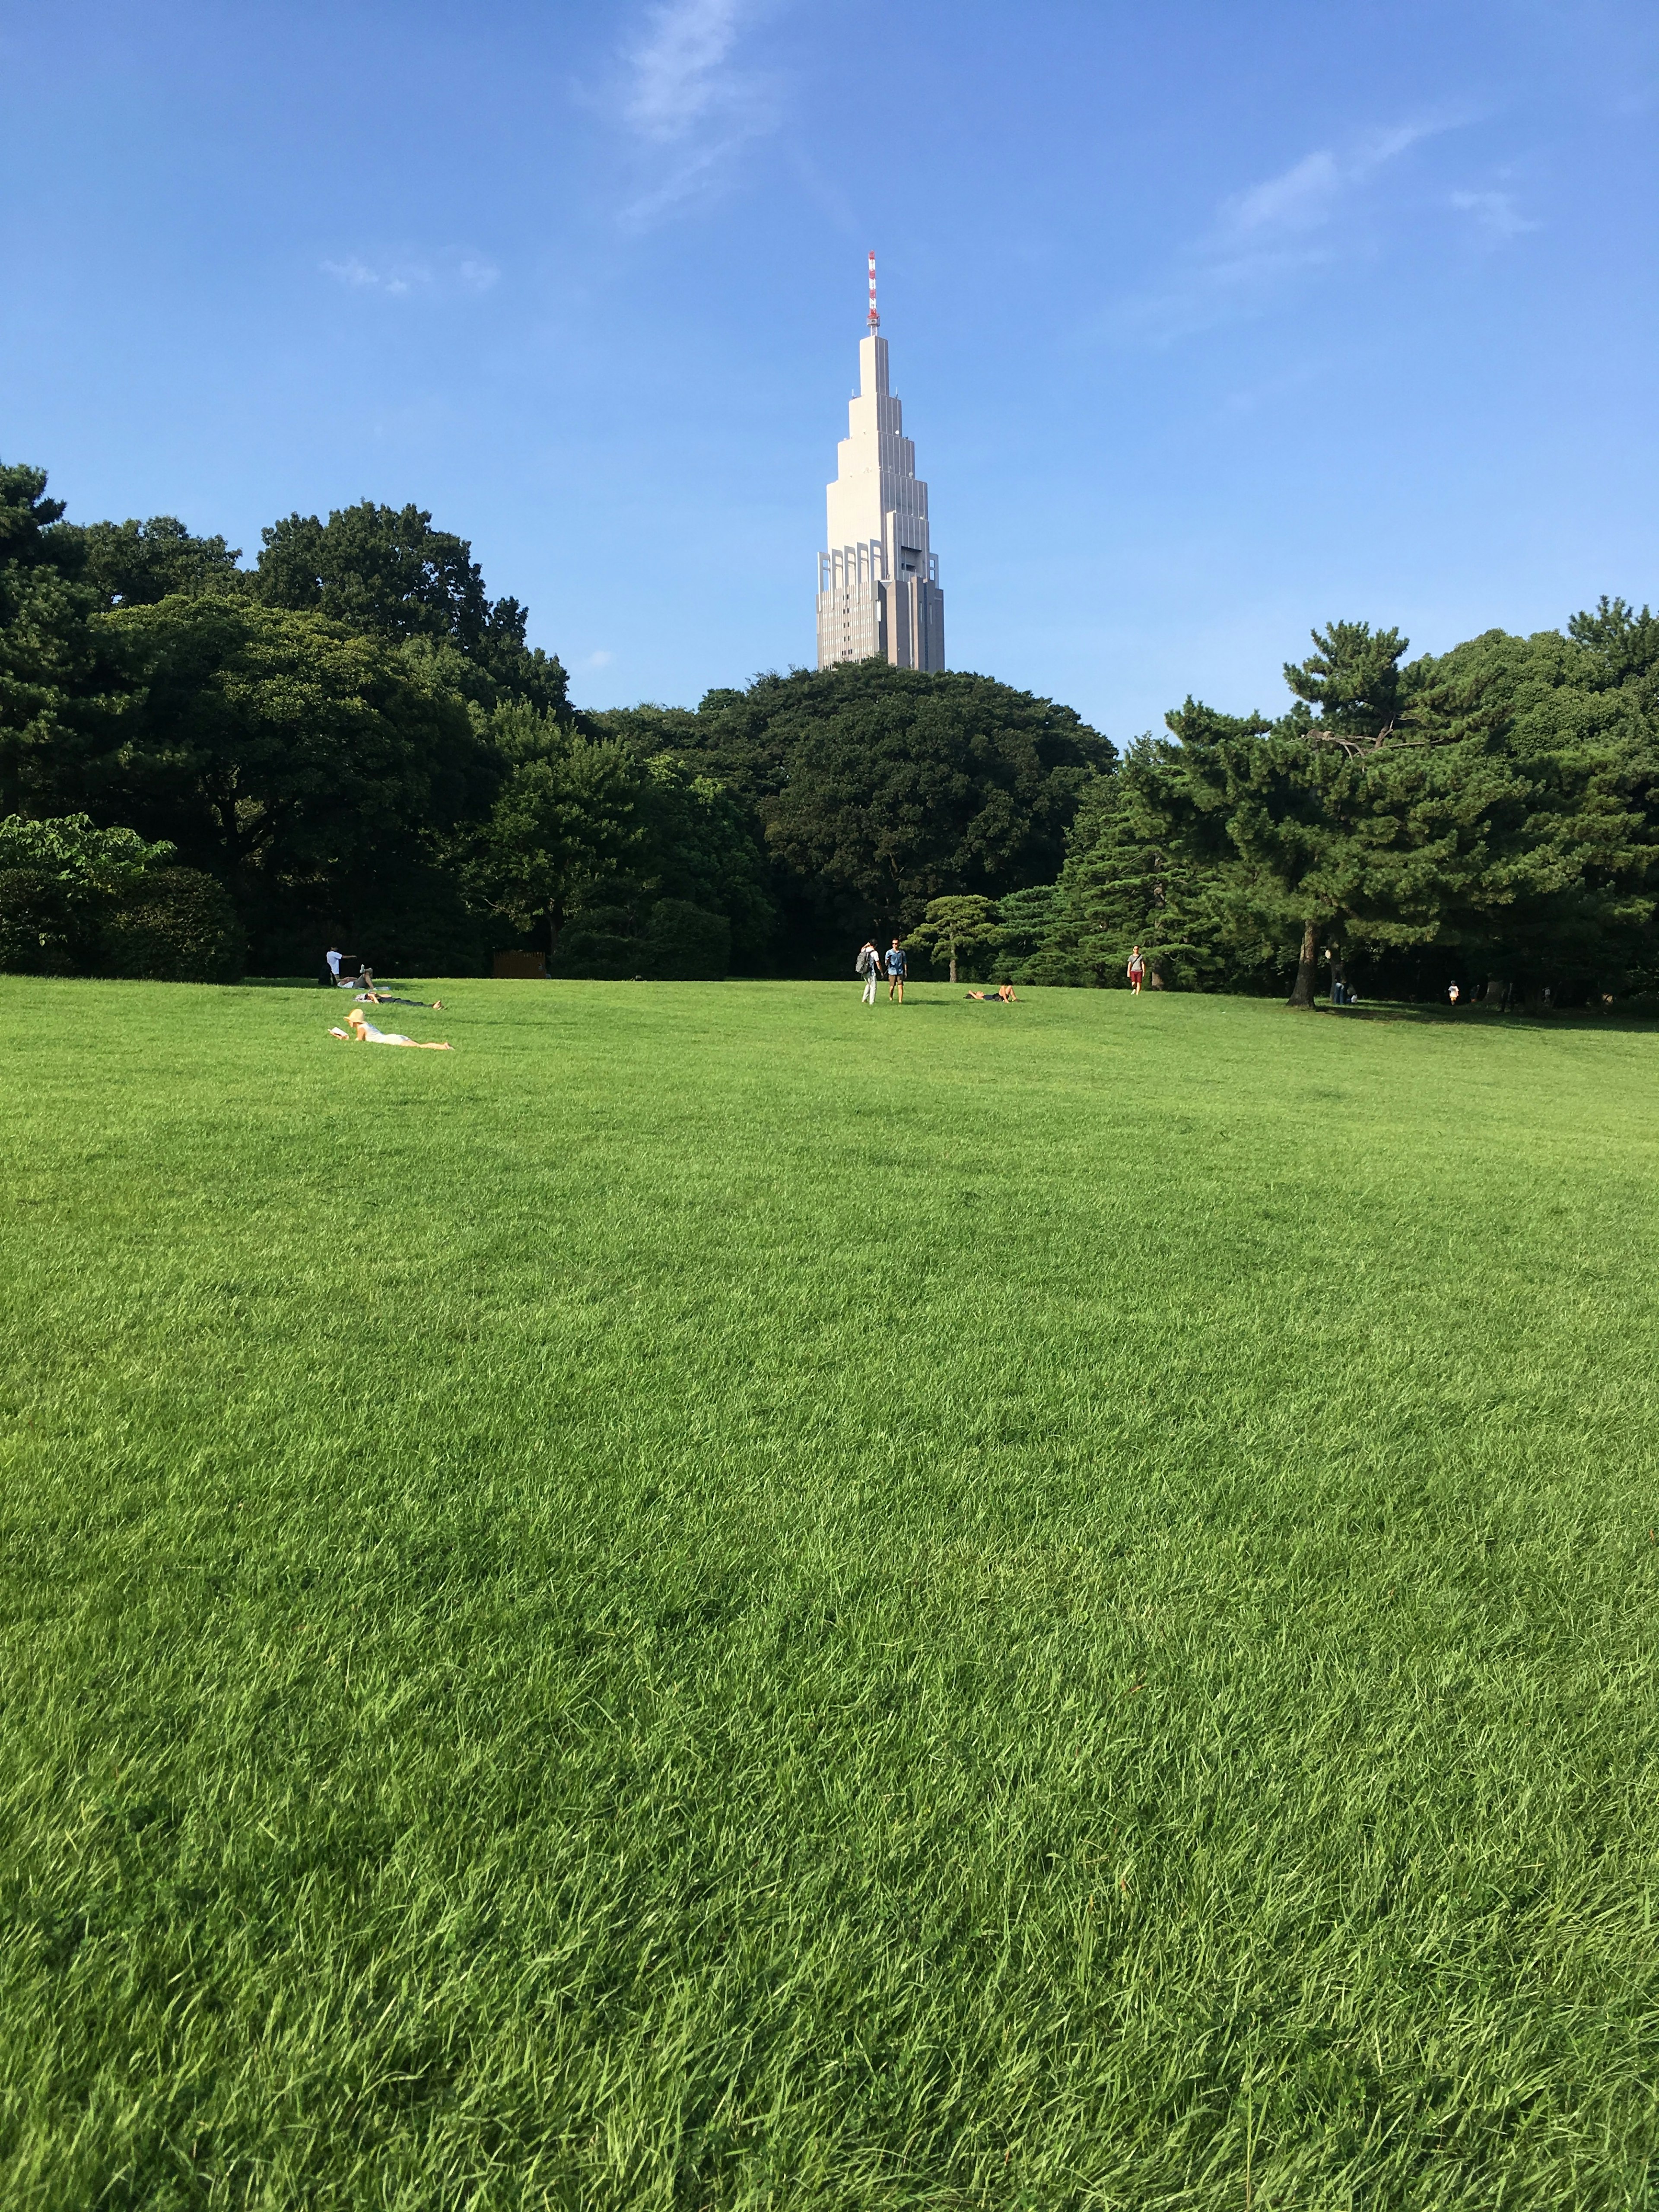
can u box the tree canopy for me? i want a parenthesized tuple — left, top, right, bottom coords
(254, 502, 568, 715)
(909, 894, 1001, 982)
(601, 662, 1112, 966)
(78, 516, 246, 608)
(0, 810, 174, 884)
(0, 464, 129, 820)
(1011, 613, 1659, 1004)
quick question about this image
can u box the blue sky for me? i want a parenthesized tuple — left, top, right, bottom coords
(3, 0, 1656, 741)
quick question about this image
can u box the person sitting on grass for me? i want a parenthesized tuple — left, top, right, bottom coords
(965, 984, 1018, 1002)
(331, 1007, 453, 1050)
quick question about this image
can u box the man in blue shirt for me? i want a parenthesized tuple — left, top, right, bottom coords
(886, 938, 907, 1002)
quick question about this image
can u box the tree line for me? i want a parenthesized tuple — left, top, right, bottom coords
(997, 610, 1659, 1006)
(3, 456, 1654, 998)
(0, 460, 1106, 978)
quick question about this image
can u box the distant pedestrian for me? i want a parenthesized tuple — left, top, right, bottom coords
(886, 939, 907, 1002)
(856, 938, 881, 1005)
(1448, 981, 1460, 1007)
(1127, 945, 1146, 995)
(326, 947, 343, 981)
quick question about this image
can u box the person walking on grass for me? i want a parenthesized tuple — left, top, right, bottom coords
(857, 938, 881, 1005)
(1127, 945, 1147, 995)
(886, 938, 907, 1002)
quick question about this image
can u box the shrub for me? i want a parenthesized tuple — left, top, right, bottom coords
(642, 899, 730, 980)
(0, 869, 90, 975)
(0, 817, 238, 982)
(99, 869, 244, 983)
(555, 904, 641, 981)
(551, 898, 732, 981)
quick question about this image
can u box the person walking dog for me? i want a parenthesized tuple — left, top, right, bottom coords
(886, 939, 908, 1003)
(857, 939, 881, 1005)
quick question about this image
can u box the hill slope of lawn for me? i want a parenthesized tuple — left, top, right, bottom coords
(2, 977, 1656, 2209)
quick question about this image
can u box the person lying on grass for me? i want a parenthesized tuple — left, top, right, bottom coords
(965, 985, 1018, 1002)
(356, 988, 444, 1009)
(331, 1007, 453, 1050)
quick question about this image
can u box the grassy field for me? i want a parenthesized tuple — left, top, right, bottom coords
(2, 976, 1656, 2211)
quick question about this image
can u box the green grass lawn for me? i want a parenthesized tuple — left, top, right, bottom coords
(3, 976, 1657, 2210)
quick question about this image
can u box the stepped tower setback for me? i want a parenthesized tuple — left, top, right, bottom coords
(816, 254, 945, 672)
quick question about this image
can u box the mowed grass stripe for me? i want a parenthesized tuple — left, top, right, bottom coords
(1, 978, 1656, 2209)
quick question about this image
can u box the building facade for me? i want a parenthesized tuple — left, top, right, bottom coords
(816, 316, 945, 673)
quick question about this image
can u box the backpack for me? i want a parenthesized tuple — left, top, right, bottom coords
(855, 947, 873, 976)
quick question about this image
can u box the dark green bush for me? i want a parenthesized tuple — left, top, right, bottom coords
(0, 869, 90, 975)
(642, 899, 730, 980)
(99, 868, 244, 982)
(552, 898, 731, 981)
(555, 904, 640, 980)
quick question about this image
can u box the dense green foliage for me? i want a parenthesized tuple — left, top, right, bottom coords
(599, 663, 1112, 969)
(253, 502, 570, 718)
(2, 977, 1656, 2205)
(78, 515, 247, 609)
(102, 597, 489, 929)
(0, 812, 240, 980)
(909, 892, 1000, 982)
(0, 465, 128, 821)
(6, 453, 1657, 995)
(1013, 614, 1659, 1004)
(2, 464, 1101, 979)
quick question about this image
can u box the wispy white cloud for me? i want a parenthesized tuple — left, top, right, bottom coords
(1221, 151, 1343, 239)
(1449, 188, 1537, 241)
(323, 256, 397, 292)
(1217, 124, 1440, 243)
(321, 256, 426, 297)
(623, 0, 746, 140)
(1114, 117, 1463, 343)
(320, 251, 500, 300)
(610, 0, 780, 227)
(585, 649, 614, 670)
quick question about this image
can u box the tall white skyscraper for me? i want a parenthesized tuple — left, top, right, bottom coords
(816, 255, 945, 672)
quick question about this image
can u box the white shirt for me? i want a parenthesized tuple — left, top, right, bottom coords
(326, 949, 343, 976)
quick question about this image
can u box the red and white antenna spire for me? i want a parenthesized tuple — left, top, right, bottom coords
(867, 249, 879, 334)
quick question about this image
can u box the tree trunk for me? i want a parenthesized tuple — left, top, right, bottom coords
(1287, 918, 1319, 1009)
(948, 942, 957, 985)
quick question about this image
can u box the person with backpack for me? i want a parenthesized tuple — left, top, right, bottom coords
(856, 939, 881, 1005)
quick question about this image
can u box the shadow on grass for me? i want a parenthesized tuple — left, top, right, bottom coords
(1317, 1002, 1659, 1035)
(241, 976, 461, 992)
